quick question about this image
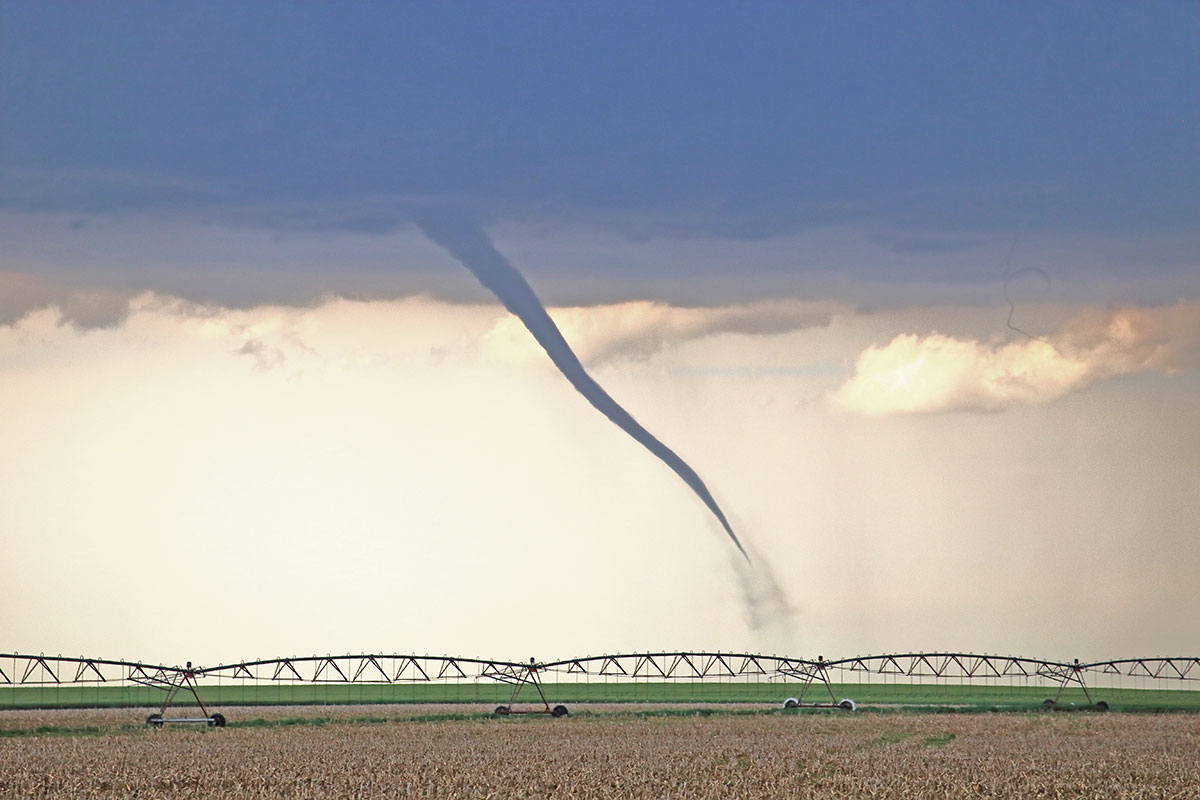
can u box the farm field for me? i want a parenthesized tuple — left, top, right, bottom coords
(3, 681, 1199, 711)
(1, 708, 1197, 799)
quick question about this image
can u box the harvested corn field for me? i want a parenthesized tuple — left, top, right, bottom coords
(2, 710, 1198, 799)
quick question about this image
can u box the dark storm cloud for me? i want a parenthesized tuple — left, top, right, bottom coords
(1, 3, 1196, 318)
(0, 271, 133, 329)
(867, 234, 984, 256)
(2, 2, 1195, 241)
(0, 167, 230, 214)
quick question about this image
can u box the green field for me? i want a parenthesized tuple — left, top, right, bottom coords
(3, 681, 1197, 712)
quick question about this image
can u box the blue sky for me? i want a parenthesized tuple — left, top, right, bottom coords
(2, 3, 1198, 662)
(3, 2, 1196, 306)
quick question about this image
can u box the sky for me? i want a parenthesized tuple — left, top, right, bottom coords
(1, 2, 1197, 668)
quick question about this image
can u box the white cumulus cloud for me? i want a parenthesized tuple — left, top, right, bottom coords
(830, 302, 1200, 416)
(481, 299, 848, 367)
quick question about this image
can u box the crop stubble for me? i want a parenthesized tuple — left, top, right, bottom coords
(1, 710, 1197, 799)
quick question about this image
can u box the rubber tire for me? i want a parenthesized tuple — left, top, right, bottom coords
(1094, 700, 1109, 711)
(146, 713, 164, 727)
(208, 713, 226, 727)
(783, 698, 800, 709)
(838, 698, 856, 711)
(494, 705, 511, 715)
(551, 705, 568, 718)
(1042, 699, 1057, 708)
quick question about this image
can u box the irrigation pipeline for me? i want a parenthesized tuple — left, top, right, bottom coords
(2, 652, 1198, 691)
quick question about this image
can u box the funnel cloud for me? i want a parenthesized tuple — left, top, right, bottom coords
(417, 212, 749, 560)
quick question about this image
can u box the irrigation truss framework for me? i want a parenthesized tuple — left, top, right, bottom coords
(3, 651, 1197, 709)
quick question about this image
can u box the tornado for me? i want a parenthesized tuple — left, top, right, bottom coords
(417, 212, 748, 560)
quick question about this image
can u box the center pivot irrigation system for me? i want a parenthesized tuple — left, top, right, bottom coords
(139, 661, 226, 728)
(3, 651, 1198, 725)
(490, 658, 569, 718)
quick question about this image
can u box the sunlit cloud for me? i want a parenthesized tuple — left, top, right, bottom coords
(829, 302, 1200, 416)
(481, 299, 849, 368)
